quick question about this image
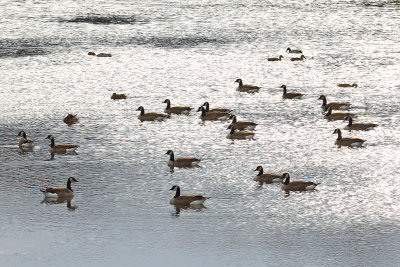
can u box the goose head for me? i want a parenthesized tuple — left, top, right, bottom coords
(254, 166, 263, 172)
(46, 135, 54, 140)
(166, 150, 174, 155)
(163, 99, 170, 104)
(170, 185, 179, 191)
(68, 177, 78, 183)
(17, 131, 26, 137)
(234, 79, 242, 83)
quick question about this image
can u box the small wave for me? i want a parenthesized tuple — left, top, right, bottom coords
(64, 14, 144, 25)
(120, 36, 229, 48)
(0, 38, 64, 58)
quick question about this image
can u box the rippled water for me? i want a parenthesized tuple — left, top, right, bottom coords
(1, 0, 400, 266)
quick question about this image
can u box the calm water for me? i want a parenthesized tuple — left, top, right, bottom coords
(1, 0, 400, 266)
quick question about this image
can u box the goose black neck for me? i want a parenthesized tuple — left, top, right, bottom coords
(257, 168, 263, 176)
(232, 116, 237, 123)
(230, 127, 235, 134)
(200, 107, 206, 116)
(282, 86, 287, 95)
(174, 187, 180, 198)
(336, 130, 342, 140)
(22, 132, 27, 138)
(169, 152, 175, 161)
(50, 138, 55, 147)
(283, 175, 290, 185)
(347, 117, 353, 126)
(321, 96, 327, 106)
(67, 180, 73, 191)
(204, 102, 210, 112)
(165, 101, 171, 109)
(238, 80, 243, 87)
(326, 108, 332, 116)
(140, 108, 145, 115)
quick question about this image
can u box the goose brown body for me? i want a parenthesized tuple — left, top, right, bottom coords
(286, 47, 302, 54)
(46, 135, 79, 153)
(163, 99, 192, 114)
(97, 53, 112, 57)
(333, 129, 365, 147)
(281, 173, 319, 191)
(17, 131, 35, 148)
(63, 114, 78, 125)
(226, 125, 255, 140)
(197, 106, 230, 121)
(281, 85, 303, 99)
(40, 177, 78, 198)
(324, 107, 354, 121)
(344, 116, 378, 131)
(229, 115, 257, 130)
(338, 83, 358, 88)
(290, 55, 306, 61)
(235, 79, 260, 93)
(267, 55, 283, 61)
(111, 93, 127, 99)
(319, 95, 350, 110)
(253, 166, 283, 183)
(169, 185, 208, 205)
(202, 102, 232, 113)
(166, 150, 200, 168)
(136, 106, 169, 121)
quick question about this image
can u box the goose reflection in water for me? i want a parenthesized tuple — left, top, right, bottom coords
(172, 203, 206, 217)
(41, 196, 78, 211)
(46, 151, 78, 161)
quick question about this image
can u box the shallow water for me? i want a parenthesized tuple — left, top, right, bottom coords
(1, 0, 400, 266)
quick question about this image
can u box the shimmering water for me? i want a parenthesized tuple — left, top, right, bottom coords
(1, 0, 400, 266)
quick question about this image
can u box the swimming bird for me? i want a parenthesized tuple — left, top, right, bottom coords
(229, 115, 257, 131)
(40, 177, 78, 198)
(338, 83, 358, 88)
(281, 173, 320, 191)
(290, 55, 306, 61)
(267, 55, 284, 61)
(63, 114, 78, 125)
(197, 106, 230, 121)
(324, 107, 354, 121)
(111, 93, 127, 99)
(96, 53, 112, 57)
(136, 106, 169, 122)
(226, 125, 255, 140)
(286, 47, 303, 54)
(169, 185, 208, 205)
(163, 99, 192, 114)
(253, 166, 283, 183)
(46, 135, 80, 153)
(281, 85, 303, 99)
(235, 79, 260, 93)
(319, 95, 350, 110)
(344, 116, 378, 131)
(202, 102, 232, 113)
(17, 130, 34, 148)
(88, 52, 96, 56)
(333, 128, 365, 147)
(165, 150, 200, 168)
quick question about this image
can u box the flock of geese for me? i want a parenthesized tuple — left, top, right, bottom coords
(15, 47, 379, 207)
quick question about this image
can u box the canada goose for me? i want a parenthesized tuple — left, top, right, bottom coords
(281, 85, 303, 99)
(17, 130, 34, 148)
(111, 93, 127, 99)
(46, 135, 79, 153)
(333, 128, 365, 147)
(136, 106, 169, 122)
(324, 107, 354, 121)
(169, 185, 208, 205)
(88, 52, 96, 56)
(96, 53, 112, 57)
(290, 55, 306, 61)
(63, 114, 78, 125)
(235, 79, 261, 93)
(286, 47, 303, 54)
(281, 173, 319, 191)
(202, 102, 232, 113)
(165, 150, 200, 168)
(253, 166, 283, 183)
(40, 177, 78, 198)
(319, 95, 350, 110)
(163, 99, 192, 114)
(229, 115, 257, 130)
(267, 55, 283, 61)
(344, 116, 378, 131)
(226, 125, 255, 140)
(197, 106, 230, 121)
(338, 83, 358, 88)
